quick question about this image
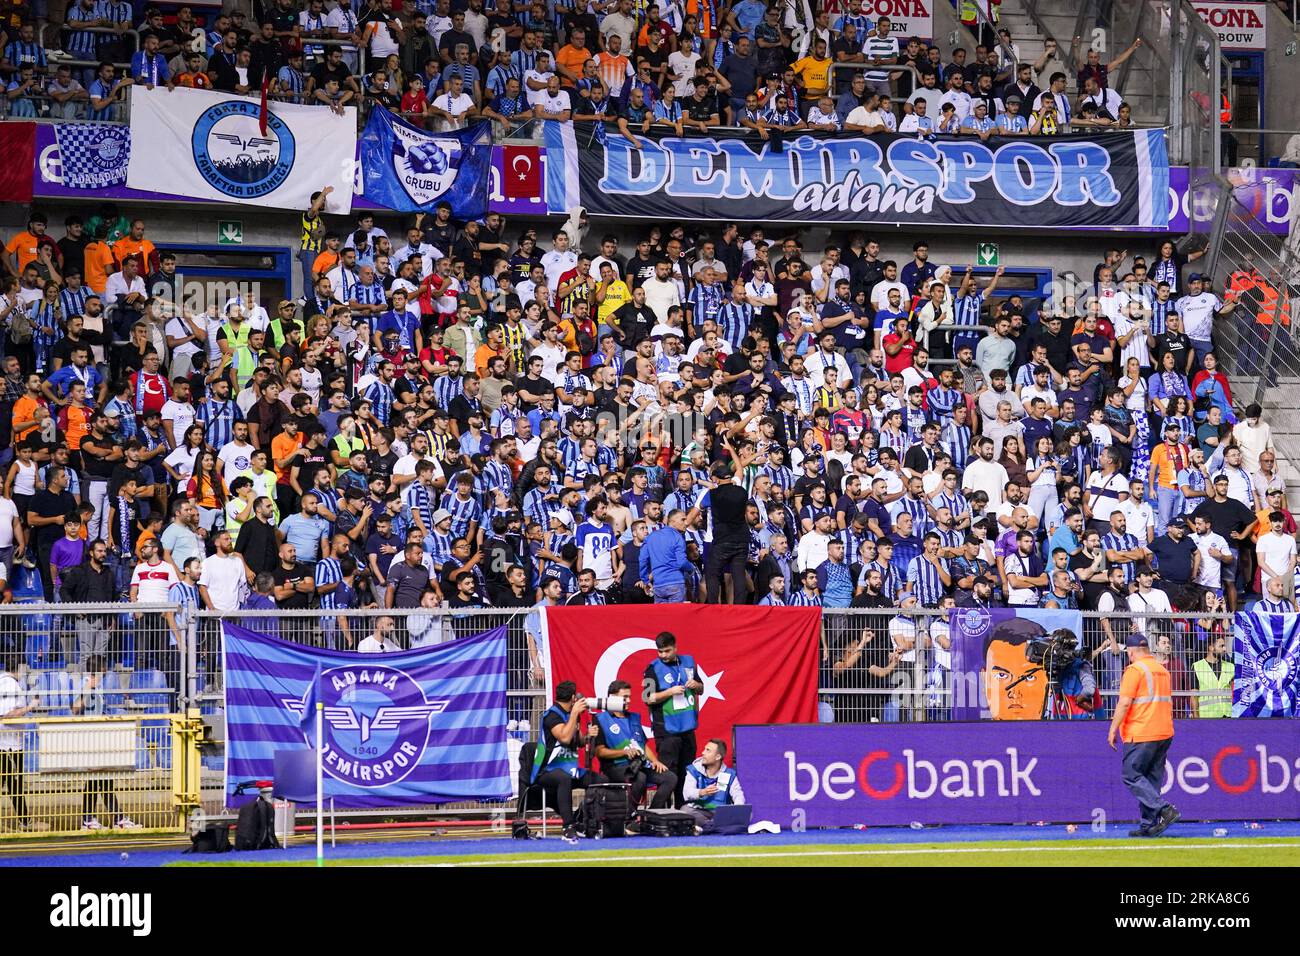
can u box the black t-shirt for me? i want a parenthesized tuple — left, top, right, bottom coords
(1069, 550, 1109, 609)
(30, 489, 77, 547)
(108, 462, 148, 498)
(792, 474, 827, 507)
(515, 374, 552, 410)
(1153, 330, 1192, 372)
(1149, 533, 1197, 585)
(58, 236, 90, 277)
(1193, 497, 1256, 542)
(272, 561, 313, 609)
(367, 447, 399, 485)
(439, 28, 477, 59)
(310, 62, 353, 90)
(707, 481, 749, 547)
(296, 445, 330, 491)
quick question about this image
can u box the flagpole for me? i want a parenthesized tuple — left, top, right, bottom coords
(315, 699, 324, 867)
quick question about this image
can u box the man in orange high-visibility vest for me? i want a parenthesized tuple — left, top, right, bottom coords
(1108, 632, 1181, 837)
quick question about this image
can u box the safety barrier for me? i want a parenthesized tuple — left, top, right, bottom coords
(0, 713, 202, 838)
(0, 602, 1254, 820)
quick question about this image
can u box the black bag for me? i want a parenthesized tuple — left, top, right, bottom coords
(186, 823, 232, 854)
(636, 808, 697, 837)
(512, 741, 543, 839)
(234, 797, 281, 851)
(578, 783, 629, 838)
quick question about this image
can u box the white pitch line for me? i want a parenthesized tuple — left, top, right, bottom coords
(404, 841, 1300, 867)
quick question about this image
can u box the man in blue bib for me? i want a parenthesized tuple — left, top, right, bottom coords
(529, 681, 607, 841)
(642, 631, 704, 808)
(592, 680, 677, 814)
(683, 739, 746, 829)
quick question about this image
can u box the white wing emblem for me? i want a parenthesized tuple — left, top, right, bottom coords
(281, 699, 449, 743)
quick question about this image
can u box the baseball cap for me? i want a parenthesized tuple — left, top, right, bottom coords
(1163, 420, 1181, 432)
(1123, 633, 1149, 648)
(1188, 272, 1204, 282)
(1168, 517, 1187, 529)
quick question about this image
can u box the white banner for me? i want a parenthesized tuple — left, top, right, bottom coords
(1192, 1, 1268, 50)
(126, 86, 355, 213)
(861, 0, 933, 40)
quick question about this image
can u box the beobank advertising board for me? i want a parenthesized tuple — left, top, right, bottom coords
(736, 721, 1300, 827)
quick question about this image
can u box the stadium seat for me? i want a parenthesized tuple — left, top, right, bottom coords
(38, 671, 74, 716)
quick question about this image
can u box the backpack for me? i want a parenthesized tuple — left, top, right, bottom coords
(577, 783, 629, 838)
(186, 823, 232, 854)
(233, 797, 281, 851)
(7, 309, 32, 345)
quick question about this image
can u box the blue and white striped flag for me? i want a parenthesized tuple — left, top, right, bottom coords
(1233, 611, 1300, 717)
(223, 622, 512, 807)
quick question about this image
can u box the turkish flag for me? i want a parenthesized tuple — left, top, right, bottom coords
(502, 144, 541, 200)
(542, 605, 820, 753)
(0, 123, 34, 203)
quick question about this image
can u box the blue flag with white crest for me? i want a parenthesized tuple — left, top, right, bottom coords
(358, 107, 490, 217)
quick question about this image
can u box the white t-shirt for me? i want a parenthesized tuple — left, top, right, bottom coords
(165, 446, 200, 493)
(131, 559, 179, 603)
(1127, 587, 1171, 634)
(1173, 292, 1221, 341)
(962, 458, 1010, 506)
(1118, 500, 1155, 543)
(537, 88, 572, 117)
(0, 497, 16, 549)
(431, 91, 475, 130)
(162, 399, 196, 447)
(667, 51, 700, 96)
(198, 552, 249, 611)
(1191, 531, 1230, 588)
(1256, 531, 1297, 584)
(218, 440, 255, 484)
(845, 106, 884, 129)
(1085, 470, 1129, 524)
(164, 316, 202, 359)
(358, 634, 402, 652)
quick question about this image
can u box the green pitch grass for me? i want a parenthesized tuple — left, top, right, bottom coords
(168, 838, 1300, 868)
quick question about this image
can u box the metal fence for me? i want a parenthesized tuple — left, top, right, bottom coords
(0, 714, 201, 837)
(0, 602, 1251, 820)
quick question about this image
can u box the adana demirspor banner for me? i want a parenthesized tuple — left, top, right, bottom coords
(223, 622, 511, 807)
(358, 108, 491, 218)
(544, 123, 1169, 229)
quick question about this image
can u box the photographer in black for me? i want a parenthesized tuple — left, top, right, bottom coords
(591, 680, 677, 814)
(529, 681, 607, 841)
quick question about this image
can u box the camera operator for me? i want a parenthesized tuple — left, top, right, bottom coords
(530, 681, 608, 841)
(682, 739, 745, 831)
(591, 680, 677, 814)
(1037, 629, 1101, 719)
(642, 631, 704, 808)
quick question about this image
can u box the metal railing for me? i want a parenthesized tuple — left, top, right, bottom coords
(0, 602, 1267, 824)
(0, 713, 201, 837)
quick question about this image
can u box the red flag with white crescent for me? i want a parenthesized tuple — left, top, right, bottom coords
(541, 605, 820, 752)
(502, 144, 541, 200)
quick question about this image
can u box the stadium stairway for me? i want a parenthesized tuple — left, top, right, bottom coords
(1229, 373, 1300, 505)
(996, 0, 1165, 128)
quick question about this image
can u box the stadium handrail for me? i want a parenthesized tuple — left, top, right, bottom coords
(51, 25, 139, 70)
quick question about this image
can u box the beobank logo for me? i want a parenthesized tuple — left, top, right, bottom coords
(784, 744, 1300, 802)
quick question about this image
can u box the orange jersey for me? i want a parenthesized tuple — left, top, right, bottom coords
(83, 241, 116, 294)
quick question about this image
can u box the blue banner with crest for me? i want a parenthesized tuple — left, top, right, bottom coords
(223, 622, 511, 807)
(359, 108, 491, 218)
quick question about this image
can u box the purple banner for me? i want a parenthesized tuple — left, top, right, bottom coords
(736, 720, 1300, 827)
(33, 124, 547, 216)
(1167, 166, 1295, 235)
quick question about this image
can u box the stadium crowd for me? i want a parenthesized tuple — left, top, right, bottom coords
(2, 0, 1147, 136)
(0, 193, 1289, 641)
